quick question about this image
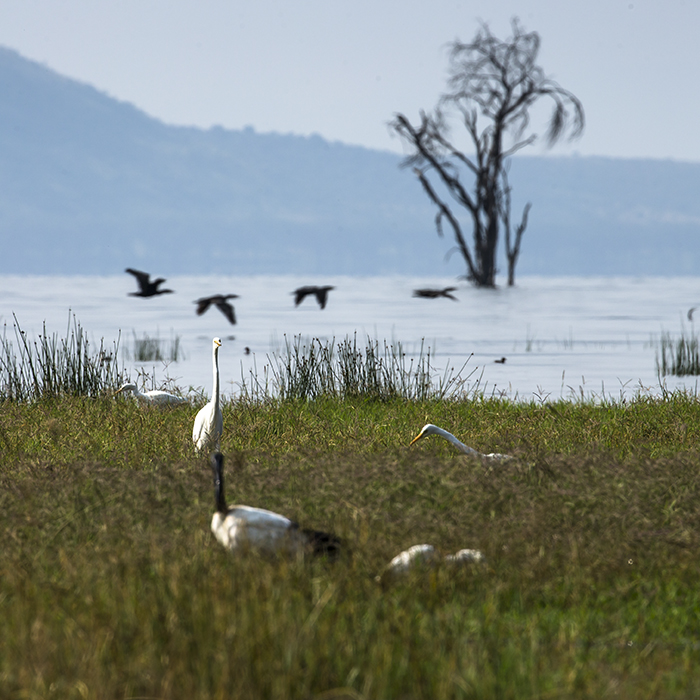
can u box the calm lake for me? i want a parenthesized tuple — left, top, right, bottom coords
(1, 274, 698, 402)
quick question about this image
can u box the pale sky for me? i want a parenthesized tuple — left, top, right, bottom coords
(1, 0, 699, 162)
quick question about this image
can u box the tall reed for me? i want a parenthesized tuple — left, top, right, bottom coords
(130, 331, 184, 362)
(0, 314, 126, 401)
(656, 329, 700, 377)
(237, 334, 479, 402)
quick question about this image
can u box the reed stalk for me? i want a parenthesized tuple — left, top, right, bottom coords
(0, 313, 126, 401)
(656, 329, 700, 377)
(237, 334, 478, 402)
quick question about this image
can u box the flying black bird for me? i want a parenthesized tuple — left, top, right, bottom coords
(412, 287, 458, 301)
(293, 285, 335, 309)
(125, 268, 174, 297)
(195, 294, 239, 325)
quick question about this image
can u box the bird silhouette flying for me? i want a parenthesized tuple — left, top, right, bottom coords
(293, 285, 335, 309)
(412, 287, 458, 301)
(125, 268, 174, 297)
(195, 294, 239, 325)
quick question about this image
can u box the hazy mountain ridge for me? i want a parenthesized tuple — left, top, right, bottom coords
(1, 45, 699, 277)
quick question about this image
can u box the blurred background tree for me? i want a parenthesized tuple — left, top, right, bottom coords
(391, 19, 585, 287)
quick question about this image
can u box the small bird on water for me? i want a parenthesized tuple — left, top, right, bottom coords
(292, 285, 335, 309)
(194, 294, 239, 325)
(125, 268, 174, 297)
(412, 287, 458, 301)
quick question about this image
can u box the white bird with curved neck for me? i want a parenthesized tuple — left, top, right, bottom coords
(114, 382, 187, 405)
(409, 424, 512, 460)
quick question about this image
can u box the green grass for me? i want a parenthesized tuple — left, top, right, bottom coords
(2, 393, 700, 698)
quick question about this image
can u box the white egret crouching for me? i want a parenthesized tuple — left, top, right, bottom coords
(382, 544, 440, 575)
(409, 424, 512, 461)
(114, 383, 187, 405)
(377, 543, 485, 584)
(193, 338, 223, 453)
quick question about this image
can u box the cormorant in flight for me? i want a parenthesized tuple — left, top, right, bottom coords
(412, 287, 458, 301)
(195, 294, 239, 325)
(125, 268, 174, 297)
(293, 285, 335, 309)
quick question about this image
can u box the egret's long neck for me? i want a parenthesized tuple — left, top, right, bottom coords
(212, 346, 220, 408)
(439, 428, 478, 455)
(213, 462, 227, 513)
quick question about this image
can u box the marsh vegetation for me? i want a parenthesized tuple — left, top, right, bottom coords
(129, 330, 184, 363)
(2, 323, 700, 698)
(656, 327, 700, 377)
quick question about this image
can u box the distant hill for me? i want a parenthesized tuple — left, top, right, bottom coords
(1, 46, 699, 278)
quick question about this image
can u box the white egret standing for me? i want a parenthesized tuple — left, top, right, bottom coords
(193, 338, 223, 453)
(409, 424, 512, 460)
(209, 452, 342, 558)
(114, 383, 187, 405)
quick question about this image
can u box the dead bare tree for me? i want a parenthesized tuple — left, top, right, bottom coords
(391, 19, 584, 287)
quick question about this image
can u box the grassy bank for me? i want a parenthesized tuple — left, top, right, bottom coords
(2, 394, 700, 699)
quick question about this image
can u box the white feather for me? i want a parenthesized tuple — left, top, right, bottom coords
(384, 544, 440, 574)
(211, 506, 306, 555)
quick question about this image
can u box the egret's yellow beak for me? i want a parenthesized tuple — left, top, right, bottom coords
(215, 339, 222, 347)
(409, 433, 423, 446)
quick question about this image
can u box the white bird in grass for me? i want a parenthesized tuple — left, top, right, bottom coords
(114, 382, 187, 405)
(409, 424, 512, 460)
(209, 452, 343, 558)
(193, 338, 223, 453)
(377, 543, 485, 583)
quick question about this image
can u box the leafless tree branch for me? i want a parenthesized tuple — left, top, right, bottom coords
(390, 17, 584, 287)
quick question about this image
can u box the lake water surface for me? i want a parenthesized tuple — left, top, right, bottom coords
(1, 274, 698, 402)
